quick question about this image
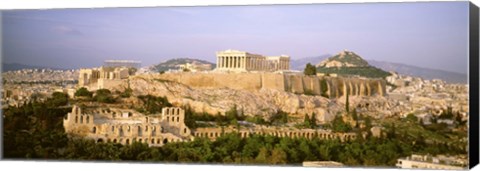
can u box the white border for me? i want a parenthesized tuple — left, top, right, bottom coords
(0, 0, 479, 171)
(0, 0, 475, 10)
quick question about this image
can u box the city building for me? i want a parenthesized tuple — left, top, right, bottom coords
(215, 49, 290, 72)
(178, 62, 213, 72)
(395, 154, 467, 170)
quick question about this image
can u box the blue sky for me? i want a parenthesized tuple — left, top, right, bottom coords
(1, 2, 469, 73)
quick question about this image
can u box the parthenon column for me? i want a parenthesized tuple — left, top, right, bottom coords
(233, 57, 236, 68)
(236, 57, 240, 68)
(239, 57, 242, 68)
(225, 57, 228, 68)
(219, 57, 223, 68)
(222, 57, 225, 68)
(223, 57, 226, 68)
(241, 57, 247, 69)
(236, 56, 239, 68)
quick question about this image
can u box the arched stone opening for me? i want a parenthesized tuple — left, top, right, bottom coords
(163, 139, 168, 144)
(126, 139, 130, 145)
(97, 139, 104, 143)
(113, 139, 117, 143)
(138, 126, 143, 136)
(152, 126, 157, 136)
(92, 127, 97, 133)
(119, 127, 124, 137)
(86, 116, 90, 124)
(151, 139, 155, 144)
(80, 116, 83, 124)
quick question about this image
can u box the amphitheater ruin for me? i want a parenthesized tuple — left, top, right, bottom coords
(63, 106, 193, 147)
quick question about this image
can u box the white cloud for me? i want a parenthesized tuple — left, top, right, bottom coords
(52, 25, 83, 36)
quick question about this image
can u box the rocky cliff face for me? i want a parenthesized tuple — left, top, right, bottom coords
(112, 77, 342, 124)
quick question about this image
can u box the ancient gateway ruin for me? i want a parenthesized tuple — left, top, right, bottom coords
(215, 49, 290, 72)
(78, 66, 130, 91)
(63, 106, 193, 147)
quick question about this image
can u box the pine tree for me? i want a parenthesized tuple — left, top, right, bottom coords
(304, 114, 311, 128)
(304, 63, 317, 76)
(345, 90, 350, 113)
(310, 112, 317, 128)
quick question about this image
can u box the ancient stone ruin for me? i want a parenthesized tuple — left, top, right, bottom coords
(63, 106, 193, 147)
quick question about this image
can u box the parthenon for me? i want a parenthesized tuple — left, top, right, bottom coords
(215, 49, 290, 72)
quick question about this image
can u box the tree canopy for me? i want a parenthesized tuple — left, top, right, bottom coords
(74, 87, 92, 98)
(304, 63, 317, 76)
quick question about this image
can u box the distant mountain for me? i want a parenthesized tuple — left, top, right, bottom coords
(315, 50, 391, 79)
(291, 52, 467, 84)
(153, 58, 215, 72)
(290, 54, 331, 70)
(368, 60, 467, 84)
(2, 62, 65, 72)
(317, 50, 370, 68)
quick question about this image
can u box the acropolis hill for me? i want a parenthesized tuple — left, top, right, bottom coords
(74, 50, 388, 125)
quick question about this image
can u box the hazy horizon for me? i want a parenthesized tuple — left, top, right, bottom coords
(2, 2, 469, 74)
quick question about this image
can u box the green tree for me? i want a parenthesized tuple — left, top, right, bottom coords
(310, 112, 317, 128)
(137, 95, 172, 114)
(303, 63, 317, 76)
(48, 92, 69, 107)
(93, 89, 116, 103)
(331, 115, 352, 132)
(352, 109, 358, 122)
(74, 87, 92, 98)
(406, 113, 418, 123)
(120, 83, 133, 98)
(303, 114, 311, 128)
(345, 90, 350, 113)
(255, 147, 270, 163)
(270, 147, 287, 164)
